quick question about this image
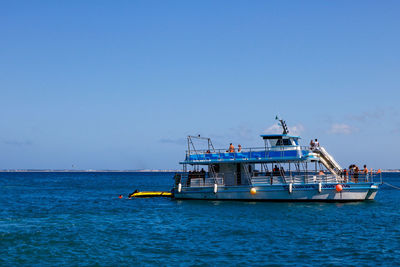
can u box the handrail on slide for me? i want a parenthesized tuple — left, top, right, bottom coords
(314, 147, 342, 178)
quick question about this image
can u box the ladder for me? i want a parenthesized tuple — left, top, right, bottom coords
(242, 164, 253, 186)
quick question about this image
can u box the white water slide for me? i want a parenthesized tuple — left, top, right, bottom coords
(316, 147, 342, 177)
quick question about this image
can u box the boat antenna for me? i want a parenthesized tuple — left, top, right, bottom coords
(275, 115, 289, 134)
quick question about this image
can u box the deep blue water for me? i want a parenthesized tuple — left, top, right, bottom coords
(1, 172, 399, 266)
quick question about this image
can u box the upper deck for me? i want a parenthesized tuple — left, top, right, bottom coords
(182, 120, 319, 165)
(180, 146, 317, 165)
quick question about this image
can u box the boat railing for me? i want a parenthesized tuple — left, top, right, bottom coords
(250, 172, 379, 185)
(251, 173, 338, 185)
(185, 146, 310, 161)
(187, 146, 311, 155)
(189, 177, 225, 187)
(179, 172, 225, 188)
(303, 175, 339, 184)
(339, 172, 379, 183)
(174, 171, 380, 189)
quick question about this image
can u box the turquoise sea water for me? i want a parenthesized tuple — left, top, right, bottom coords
(1, 172, 399, 266)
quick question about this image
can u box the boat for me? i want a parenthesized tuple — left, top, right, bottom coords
(172, 118, 381, 201)
(129, 191, 172, 198)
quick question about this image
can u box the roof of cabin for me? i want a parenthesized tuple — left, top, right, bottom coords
(260, 134, 300, 139)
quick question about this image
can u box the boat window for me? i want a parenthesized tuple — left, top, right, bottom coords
(276, 139, 293, 146)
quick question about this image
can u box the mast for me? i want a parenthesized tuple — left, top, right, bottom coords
(275, 115, 289, 134)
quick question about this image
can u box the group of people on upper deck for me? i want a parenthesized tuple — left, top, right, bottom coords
(227, 143, 242, 153)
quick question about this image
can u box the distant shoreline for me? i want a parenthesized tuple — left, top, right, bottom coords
(0, 169, 181, 173)
(0, 169, 399, 173)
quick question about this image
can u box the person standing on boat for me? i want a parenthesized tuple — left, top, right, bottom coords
(354, 166, 359, 183)
(363, 165, 369, 182)
(314, 139, 320, 149)
(229, 143, 235, 152)
(238, 144, 242, 152)
(273, 165, 280, 176)
(200, 168, 206, 183)
(348, 165, 354, 182)
(310, 139, 315, 150)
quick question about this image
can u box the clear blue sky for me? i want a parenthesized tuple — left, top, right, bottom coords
(1, 1, 399, 170)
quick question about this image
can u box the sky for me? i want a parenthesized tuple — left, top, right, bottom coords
(1, 1, 399, 170)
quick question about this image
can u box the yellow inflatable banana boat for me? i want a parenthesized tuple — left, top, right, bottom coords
(129, 191, 172, 198)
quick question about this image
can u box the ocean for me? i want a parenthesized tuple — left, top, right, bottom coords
(1, 172, 399, 266)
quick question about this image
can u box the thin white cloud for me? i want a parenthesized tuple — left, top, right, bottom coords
(348, 108, 387, 122)
(4, 140, 33, 146)
(289, 124, 305, 136)
(228, 124, 253, 140)
(158, 138, 186, 145)
(328, 123, 355, 135)
(264, 124, 282, 134)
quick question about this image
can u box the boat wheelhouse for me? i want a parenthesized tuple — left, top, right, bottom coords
(172, 119, 381, 201)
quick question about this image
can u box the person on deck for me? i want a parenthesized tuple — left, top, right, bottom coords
(273, 165, 280, 176)
(363, 165, 368, 174)
(314, 139, 320, 149)
(200, 168, 206, 183)
(354, 166, 359, 183)
(229, 143, 235, 152)
(238, 144, 242, 152)
(349, 165, 354, 182)
(363, 165, 369, 182)
(310, 139, 315, 150)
